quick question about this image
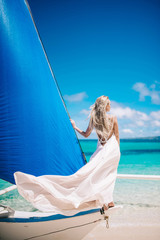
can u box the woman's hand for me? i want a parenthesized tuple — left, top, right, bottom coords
(70, 119, 76, 129)
(70, 119, 92, 138)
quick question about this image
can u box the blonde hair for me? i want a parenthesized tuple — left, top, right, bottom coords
(89, 96, 114, 143)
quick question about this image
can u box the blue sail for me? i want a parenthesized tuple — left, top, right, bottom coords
(0, 0, 86, 184)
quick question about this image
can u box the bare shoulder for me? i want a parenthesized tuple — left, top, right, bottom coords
(107, 114, 115, 120)
(113, 115, 118, 120)
(108, 114, 117, 120)
(112, 115, 118, 125)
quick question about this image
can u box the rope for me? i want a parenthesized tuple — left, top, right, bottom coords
(25, 0, 87, 164)
(23, 218, 102, 240)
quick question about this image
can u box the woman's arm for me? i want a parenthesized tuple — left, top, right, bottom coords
(113, 116, 120, 146)
(70, 119, 92, 138)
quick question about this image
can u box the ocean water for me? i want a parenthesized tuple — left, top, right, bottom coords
(81, 139, 160, 226)
(0, 138, 160, 225)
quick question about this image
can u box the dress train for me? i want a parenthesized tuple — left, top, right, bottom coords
(14, 134, 120, 216)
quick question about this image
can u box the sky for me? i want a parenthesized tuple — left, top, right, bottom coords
(28, 0, 160, 139)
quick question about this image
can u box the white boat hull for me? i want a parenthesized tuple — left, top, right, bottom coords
(0, 209, 102, 240)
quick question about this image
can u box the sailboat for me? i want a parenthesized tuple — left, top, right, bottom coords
(2, 1, 159, 239)
(0, 0, 106, 239)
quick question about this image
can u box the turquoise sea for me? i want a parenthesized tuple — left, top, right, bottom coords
(82, 138, 160, 226)
(81, 138, 160, 175)
(0, 138, 160, 225)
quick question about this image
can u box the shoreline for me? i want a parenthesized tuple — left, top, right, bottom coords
(83, 224, 160, 240)
(83, 205, 160, 240)
(79, 136, 160, 141)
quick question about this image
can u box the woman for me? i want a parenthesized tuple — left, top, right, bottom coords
(14, 95, 120, 216)
(71, 95, 120, 210)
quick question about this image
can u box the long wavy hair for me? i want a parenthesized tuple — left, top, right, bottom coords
(89, 96, 113, 142)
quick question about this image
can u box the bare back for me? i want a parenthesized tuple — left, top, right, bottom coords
(97, 115, 119, 146)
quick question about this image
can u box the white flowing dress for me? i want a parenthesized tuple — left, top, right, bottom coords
(14, 133, 120, 216)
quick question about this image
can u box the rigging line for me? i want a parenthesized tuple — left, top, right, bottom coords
(25, 0, 87, 164)
(23, 218, 102, 240)
(0, 185, 17, 196)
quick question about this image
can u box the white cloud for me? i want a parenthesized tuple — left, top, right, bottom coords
(80, 109, 90, 115)
(110, 106, 149, 121)
(64, 92, 88, 102)
(136, 111, 150, 121)
(122, 129, 133, 134)
(135, 120, 145, 127)
(80, 100, 150, 122)
(110, 100, 124, 108)
(80, 101, 158, 127)
(150, 91, 160, 104)
(132, 82, 150, 101)
(75, 100, 160, 138)
(150, 110, 160, 120)
(132, 82, 160, 105)
(110, 103, 160, 137)
(152, 120, 160, 127)
(111, 107, 134, 119)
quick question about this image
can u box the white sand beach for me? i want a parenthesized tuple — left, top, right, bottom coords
(0, 203, 160, 240)
(83, 205, 160, 240)
(83, 224, 160, 240)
